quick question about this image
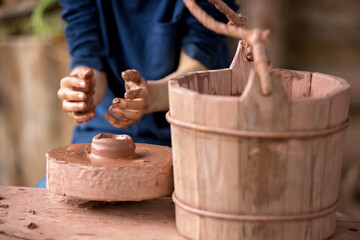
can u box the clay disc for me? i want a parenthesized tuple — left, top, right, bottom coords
(46, 143, 173, 201)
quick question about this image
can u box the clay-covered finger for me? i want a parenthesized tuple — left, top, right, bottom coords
(104, 113, 137, 129)
(124, 81, 138, 94)
(60, 76, 87, 89)
(77, 68, 96, 92)
(62, 101, 86, 112)
(58, 89, 86, 101)
(112, 98, 147, 110)
(121, 69, 142, 83)
(125, 88, 149, 100)
(109, 105, 143, 121)
(69, 110, 96, 124)
(78, 67, 94, 79)
(124, 88, 141, 100)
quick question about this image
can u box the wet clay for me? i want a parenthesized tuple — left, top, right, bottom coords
(27, 223, 38, 229)
(0, 186, 358, 240)
(90, 133, 136, 165)
(46, 134, 173, 201)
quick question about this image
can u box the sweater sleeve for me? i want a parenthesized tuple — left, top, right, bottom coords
(59, 0, 105, 71)
(181, 0, 239, 69)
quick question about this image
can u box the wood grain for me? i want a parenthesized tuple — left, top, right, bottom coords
(167, 40, 350, 240)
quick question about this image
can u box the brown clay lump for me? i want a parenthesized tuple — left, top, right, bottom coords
(26, 222, 38, 229)
(90, 134, 136, 164)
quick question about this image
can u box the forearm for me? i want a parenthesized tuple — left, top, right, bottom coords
(92, 70, 108, 106)
(147, 50, 207, 112)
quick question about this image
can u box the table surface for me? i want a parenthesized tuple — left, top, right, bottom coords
(0, 186, 359, 240)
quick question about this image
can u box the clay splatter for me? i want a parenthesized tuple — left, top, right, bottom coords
(27, 222, 38, 229)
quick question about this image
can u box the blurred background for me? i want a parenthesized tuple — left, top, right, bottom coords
(0, 0, 359, 219)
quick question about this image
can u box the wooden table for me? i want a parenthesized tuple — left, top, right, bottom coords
(0, 186, 359, 240)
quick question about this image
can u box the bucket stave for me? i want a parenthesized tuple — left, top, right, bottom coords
(167, 41, 350, 240)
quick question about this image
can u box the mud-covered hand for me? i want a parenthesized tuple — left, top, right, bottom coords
(57, 67, 96, 124)
(104, 69, 150, 129)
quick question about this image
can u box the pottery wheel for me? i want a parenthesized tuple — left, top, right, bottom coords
(46, 134, 173, 201)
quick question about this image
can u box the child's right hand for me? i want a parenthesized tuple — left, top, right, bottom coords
(57, 66, 96, 123)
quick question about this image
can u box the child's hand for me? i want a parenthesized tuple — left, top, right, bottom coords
(57, 67, 96, 123)
(105, 69, 150, 129)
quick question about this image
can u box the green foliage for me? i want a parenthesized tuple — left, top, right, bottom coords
(0, 0, 65, 36)
(30, 0, 65, 36)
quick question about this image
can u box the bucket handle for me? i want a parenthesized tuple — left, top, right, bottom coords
(183, 0, 272, 95)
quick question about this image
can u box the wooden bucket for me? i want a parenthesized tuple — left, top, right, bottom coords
(166, 40, 350, 239)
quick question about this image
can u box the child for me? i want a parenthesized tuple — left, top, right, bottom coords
(36, 0, 238, 187)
